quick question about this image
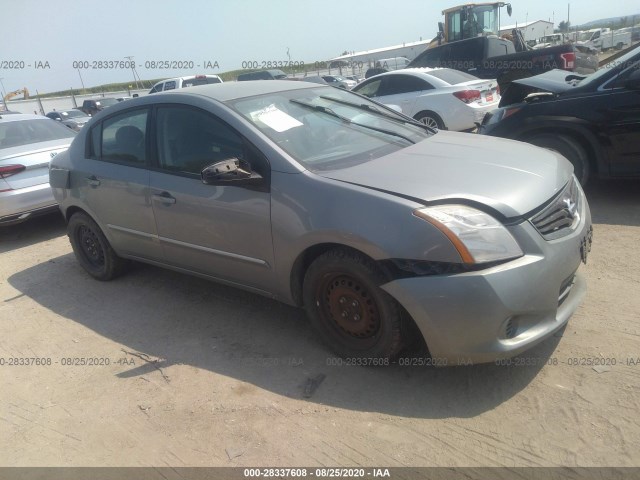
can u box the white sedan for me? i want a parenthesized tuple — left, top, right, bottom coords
(352, 68, 500, 131)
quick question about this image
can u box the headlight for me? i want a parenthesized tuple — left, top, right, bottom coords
(414, 205, 523, 264)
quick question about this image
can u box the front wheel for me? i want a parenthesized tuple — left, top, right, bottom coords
(303, 249, 404, 360)
(67, 212, 129, 281)
(527, 134, 590, 186)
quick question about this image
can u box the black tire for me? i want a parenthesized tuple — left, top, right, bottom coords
(67, 212, 129, 281)
(303, 248, 404, 360)
(527, 134, 590, 186)
(414, 111, 444, 131)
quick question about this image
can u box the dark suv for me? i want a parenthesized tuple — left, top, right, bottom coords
(479, 45, 640, 185)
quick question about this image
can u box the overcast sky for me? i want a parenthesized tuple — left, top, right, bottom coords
(1, 0, 639, 94)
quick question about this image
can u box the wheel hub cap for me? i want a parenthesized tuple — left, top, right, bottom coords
(324, 275, 380, 338)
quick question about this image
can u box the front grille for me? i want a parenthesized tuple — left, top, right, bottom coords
(531, 177, 581, 240)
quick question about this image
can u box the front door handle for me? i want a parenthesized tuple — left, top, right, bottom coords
(152, 192, 176, 205)
(86, 175, 100, 187)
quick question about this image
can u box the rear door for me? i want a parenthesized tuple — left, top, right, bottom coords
(377, 74, 433, 116)
(76, 107, 162, 260)
(148, 104, 275, 292)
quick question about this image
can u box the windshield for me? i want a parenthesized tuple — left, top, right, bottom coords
(578, 31, 594, 42)
(471, 5, 499, 35)
(572, 44, 640, 88)
(227, 87, 431, 170)
(0, 119, 75, 149)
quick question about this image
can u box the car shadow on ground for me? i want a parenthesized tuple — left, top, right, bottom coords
(0, 212, 66, 254)
(584, 179, 640, 227)
(9, 252, 560, 420)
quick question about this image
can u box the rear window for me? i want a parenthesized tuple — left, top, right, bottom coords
(427, 69, 478, 85)
(0, 119, 75, 149)
(183, 76, 222, 87)
(60, 110, 87, 118)
(97, 98, 119, 107)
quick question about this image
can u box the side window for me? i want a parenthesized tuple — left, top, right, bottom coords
(149, 83, 163, 94)
(99, 109, 148, 165)
(448, 11, 462, 42)
(604, 60, 640, 89)
(380, 75, 430, 96)
(155, 106, 245, 175)
(355, 78, 383, 98)
(163, 81, 177, 91)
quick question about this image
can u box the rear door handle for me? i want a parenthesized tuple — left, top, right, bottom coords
(86, 175, 100, 187)
(152, 192, 176, 205)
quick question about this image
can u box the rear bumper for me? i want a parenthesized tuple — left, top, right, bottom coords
(0, 182, 57, 225)
(381, 199, 592, 365)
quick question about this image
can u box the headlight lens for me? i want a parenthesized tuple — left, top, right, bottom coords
(414, 205, 523, 264)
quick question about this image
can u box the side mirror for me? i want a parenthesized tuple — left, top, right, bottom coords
(201, 158, 263, 186)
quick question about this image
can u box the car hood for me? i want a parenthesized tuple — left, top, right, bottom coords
(315, 131, 573, 219)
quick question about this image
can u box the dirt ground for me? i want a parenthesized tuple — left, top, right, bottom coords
(1, 179, 639, 469)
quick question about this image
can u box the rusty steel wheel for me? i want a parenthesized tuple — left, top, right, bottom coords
(303, 248, 404, 360)
(322, 274, 381, 340)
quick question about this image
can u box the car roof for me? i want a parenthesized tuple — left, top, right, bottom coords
(0, 113, 47, 122)
(375, 67, 448, 77)
(159, 80, 322, 102)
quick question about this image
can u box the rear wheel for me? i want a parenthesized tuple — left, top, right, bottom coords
(527, 134, 590, 186)
(414, 111, 444, 131)
(67, 212, 129, 281)
(303, 249, 404, 360)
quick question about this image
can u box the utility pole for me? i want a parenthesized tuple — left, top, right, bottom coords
(0, 78, 8, 112)
(77, 69, 86, 91)
(125, 56, 142, 90)
(567, 3, 570, 29)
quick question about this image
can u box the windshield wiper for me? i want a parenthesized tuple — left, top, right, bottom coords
(290, 99, 416, 144)
(319, 95, 434, 133)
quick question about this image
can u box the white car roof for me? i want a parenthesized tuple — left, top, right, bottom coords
(0, 113, 47, 122)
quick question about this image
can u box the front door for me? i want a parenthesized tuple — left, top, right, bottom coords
(149, 105, 275, 293)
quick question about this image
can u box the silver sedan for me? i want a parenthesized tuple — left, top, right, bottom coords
(1, 113, 75, 225)
(50, 81, 592, 364)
